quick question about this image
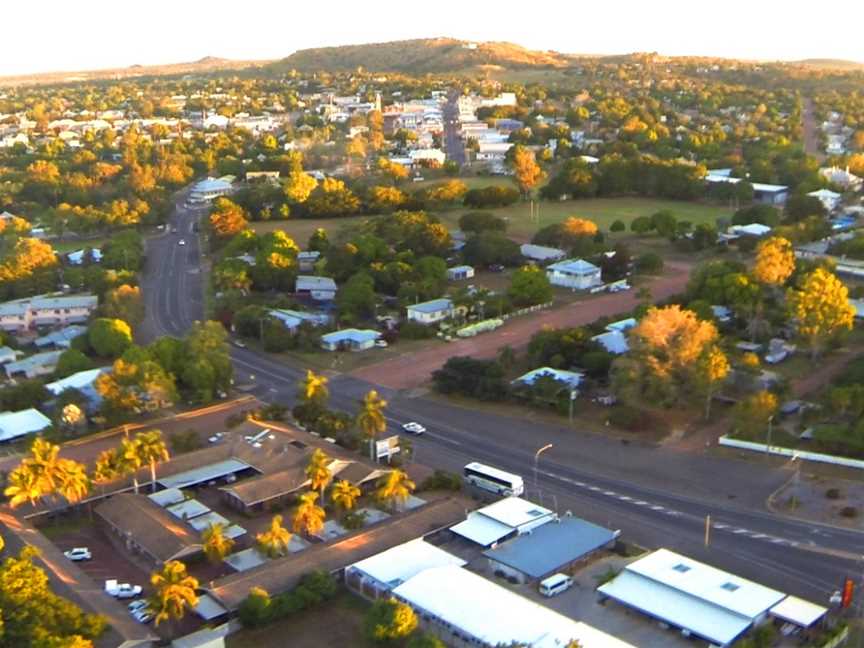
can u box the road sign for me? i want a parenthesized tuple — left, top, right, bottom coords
(375, 435, 401, 460)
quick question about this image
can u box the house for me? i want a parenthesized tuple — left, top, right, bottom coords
(0, 346, 18, 365)
(597, 548, 788, 647)
(45, 367, 108, 411)
(0, 408, 52, 443)
(476, 141, 513, 161)
(592, 330, 629, 355)
(807, 188, 842, 212)
(513, 367, 583, 393)
(320, 329, 381, 352)
(297, 251, 321, 272)
(0, 294, 98, 333)
(268, 309, 330, 332)
(546, 259, 602, 290)
(752, 182, 789, 205)
(409, 148, 446, 166)
(819, 166, 863, 192)
(66, 248, 103, 265)
(451, 497, 556, 547)
(483, 514, 618, 583)
(712, 305, 733, 323)
(4, 350, 63, 379)
(728, 223, 772, 238)
(406, 298, 454, 325)
(446, 265, 474, 281)
(188, 177, 233, 205)
(34, 324, 87, 349)
(295, 275, 337, 301)
(520, 243, 566, 264)
(393, 565, 634, 648)
(765, 338, 796, 365)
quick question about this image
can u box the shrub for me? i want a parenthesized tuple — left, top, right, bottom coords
(608, 405, 642, 431)
(258, 403, 288, 421)
(841, 506, 858, 518)
(238, 587, 271, 627)
(343, 510, 368, 530)
(610, 219, 626, 232)
(364, 598, 418, 642)
(826, 488, 842, 500)
(635, 252, 664, 274)
(420, 470, 463, 492)
(399, 320, 436, 340)
(169, 429, 203, 454)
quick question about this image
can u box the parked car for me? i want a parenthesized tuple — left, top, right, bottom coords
(402, 421, 426, 435)
(208, 432, 224, 444)
(374, 340, 389, 348)
(64, 547, 92, 561)
(128, 599, 148, 613)
(232, 339, 246, 348)
(105, 579, 142, 599)
(132, 608, 153, 624)
(487, 263, 505, 272)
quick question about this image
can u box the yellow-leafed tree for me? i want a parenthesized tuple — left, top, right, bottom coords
(753, 236, 795, 286)
(787, 267, 855, 357)
(696, 345, 730, 420)
(562, 217, 598, 238)
(509, 145, 544, 197)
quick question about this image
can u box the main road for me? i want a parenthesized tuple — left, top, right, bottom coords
(140, 185, 864, 606)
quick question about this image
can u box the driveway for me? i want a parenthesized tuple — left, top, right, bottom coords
(351, 263, 691, 389)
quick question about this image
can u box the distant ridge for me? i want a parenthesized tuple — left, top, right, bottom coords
(791, 58, 864, 70)
(272, 37, 571, 74)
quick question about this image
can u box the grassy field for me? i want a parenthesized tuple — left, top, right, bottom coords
(250, 216, 367, 246)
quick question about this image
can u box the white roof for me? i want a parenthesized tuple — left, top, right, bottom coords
(474, 496, 554, 529)
(45, 367, 107, 395)
(167, 498, 210, 520)
(148, 488, 185, 507)
(592, 330, 629, 355)
(770, 596, 827, 627)
(808, 189, 841, 200)
(188, 511, 231, 532)
(450, 513, 514, 546)
(520, 243, 565, 261)
(0, 408, 51, 442)
(394, 566, 634, 648)
(350, 538, 466, 587)
(730, 223, 772, 237)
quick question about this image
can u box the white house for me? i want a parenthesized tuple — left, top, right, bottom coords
(807, 188, 842, 212)
(446, 265, 474, 281)
(409, 149, 446, 166)
(728, 223, 772, 238)
(0, 294, 98, 333)
(320, 329, 381, 352)
(819, 166, 863, 192)
(451, 497, 556, 547)
(406, 298, 454, 324)
(188, 177, 233, 205)
(546, 259, 602, 290)
(476, 141, 513, 161)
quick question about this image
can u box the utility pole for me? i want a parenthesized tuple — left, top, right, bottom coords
(704, 514, 711, 547)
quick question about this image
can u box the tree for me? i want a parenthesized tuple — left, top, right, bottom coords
(407, 634, 446, 648)
(292, 491, 326, 536)
(181, 321, 233, 402)
(458, 212, 506, 235)
(119, 436, 144, 494)
(4, 438, 90, 508)
(375, 469, 416, 511)
(787, 268, 855, 357)
(299, 370, 329, 407)
(54, 349, 93, 380)
(0, 237, 58, 299)
(753, 237, 795, 287)
(509, 145, 544, 197)
(284, 171, 318, 204)
(209, 197, 249, 239)
(149, 560, 199, 627)
(336, 272, 376, 324)
(88, 318, 132, 358)
(697, 346, 730, 420)
(102, 284, 144, 326)
(562, 217, 598, 238)
(364, 597, 418, 642)
(96, 346, 177, 422)
(305, 448, 332, 500)
(784, 195, 826, 222)
(202, 523, 235, 564)
(733, 390, 778, 438)
(508, 265, 553, 307)
(256, 515, 292, 558)
(238, 586, 271, 628)
(134, 430, 169, 493)
(331, 479, 361, 514)
(357, 390, 388, 459)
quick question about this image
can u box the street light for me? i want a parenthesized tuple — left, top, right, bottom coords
(764, 415, 774, 456)
(534, 443, 553, 494)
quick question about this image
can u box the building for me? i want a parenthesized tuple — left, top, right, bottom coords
(0, 294, 98, 333)
(188, 177, 233, 205)
(751, 182, 789, 205)
(807, 188, 842, 212)
(591, 330, 629, 355)
(451, 497, 556, 547)
(346, 538, 467, 600)
(297, 250, 321, 272)
(409, 148, 446, 166)
(295, 275, 337, 301)
(320, 328, 381, 352)
(0, 346, 18, 364)
(513, 367, 583, 393)
(45, 367, 107, 411)
(4, 350, 63, 379)
(820, 166, 863, 191)
(393, 565, 634, 648)
(446, 265, 474, 281)
(597, 548, 787, 647)
(0, 408, 52, 443)
(546, 259, 602, 290)
(520, 243, 566, 264)
(268, 309, 330, 332)
(406, 298, 454, 324)
(483, 514, 617, 584)
(728, 223, 772, 238)
(33, 324, 87, 349)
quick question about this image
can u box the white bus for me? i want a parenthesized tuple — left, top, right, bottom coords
(463, 462, 524, 497)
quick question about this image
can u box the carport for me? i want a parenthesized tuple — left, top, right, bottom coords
(158, 458, 254, 489)
(451, 514, 514, 547)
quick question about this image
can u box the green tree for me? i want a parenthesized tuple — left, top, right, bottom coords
(148, 560, 199, 627)
(256, 515, 292, 558)
(336, 272, 376, 324)
(54, 349, 94, 380)
(88, 318, 132, 358)
(364, 597, 418, 642)
(202, 523, 235, 564)
(133, 430, 170, 493)
(238, 586, 271, 628)
(181, 321, 233, 402)
(508, 265, 553, 307)
(787, 267, 855, 357)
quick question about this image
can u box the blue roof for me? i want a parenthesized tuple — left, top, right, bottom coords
(514, 367, 583, 389)
(592, 330, 629, 355)
(483, 516, 616, 578)
(321, 328, 381, 344)
(547, 259, 600, 275)
(269, 309, 329, 329)
(447, 265, 473, 273)
(606, 318, 636, 332)
(34, 325, 87, 348)
(408, 298, 453, 314)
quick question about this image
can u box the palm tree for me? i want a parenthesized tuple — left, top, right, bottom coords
(202, 523, 235, 564)
(292, 491, 326, 536)
(4, 438, 90, 508)
(331, 479, 361, 515)
(256, 514, 292, 558)
(92, 448, 123, 484)
(375, 470, 416, 512)
(28, 438, 61, 492)
(305, 448, 332, 501)
(149, 560, 199, 627)
(299, 369, 329, 406)
(119, 437, 143, 494)
(356, 390, 388, 460)
(54, 460, 90, 505)
(134, 430, 170, 493)
(4, 466, 42, 508)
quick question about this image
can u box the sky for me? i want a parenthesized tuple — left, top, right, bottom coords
(4, 0, 863, 76)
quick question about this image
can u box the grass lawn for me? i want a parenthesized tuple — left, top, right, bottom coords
(36, 515, 95, 541)
(434, 197, 734, 242)
(250, 216, 368, 247)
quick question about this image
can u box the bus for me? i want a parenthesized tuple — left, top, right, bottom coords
(463, 462, 524, 497)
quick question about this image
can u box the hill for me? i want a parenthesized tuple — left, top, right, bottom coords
(791, 58, 864, 70)
(272, 38, 571, 74)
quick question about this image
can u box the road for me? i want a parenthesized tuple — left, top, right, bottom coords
(802, 98, 825, 163)
(443, 91, 466, 166)
(139, 184, 864, 606)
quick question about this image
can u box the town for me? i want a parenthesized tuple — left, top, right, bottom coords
(1, 13, 864, 648)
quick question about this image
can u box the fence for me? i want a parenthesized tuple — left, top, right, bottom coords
(718, 436, 864, 471)
(501, 301, 553, 321)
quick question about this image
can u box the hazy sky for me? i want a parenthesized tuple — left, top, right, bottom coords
(4, 0, 863, 76)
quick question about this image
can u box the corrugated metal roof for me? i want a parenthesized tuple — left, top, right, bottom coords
(350, 538, 466, 587)
(407, 298, 453, 314)
(157, 458, 251, 490)
(770, 596, 827, 627)
(0, 408, 51, 442)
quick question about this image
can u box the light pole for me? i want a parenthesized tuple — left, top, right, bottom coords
(764, 415, 774, 456)
(534, 443, 553, 495)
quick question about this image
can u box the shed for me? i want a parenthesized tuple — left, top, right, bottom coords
(446, 265, 474, 281)
(0, 408, 52, 442)
(591, 330, 629, 355)
(769, 596, 827, 628)
(520, 243, 566, 263)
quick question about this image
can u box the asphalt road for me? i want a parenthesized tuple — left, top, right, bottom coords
(443, 91, 466, 166)
(140, 185, 864, 606)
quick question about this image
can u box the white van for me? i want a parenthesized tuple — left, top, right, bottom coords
(539, 573, 573, 597)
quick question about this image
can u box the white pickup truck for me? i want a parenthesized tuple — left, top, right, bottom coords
(105, 579, 143, 599)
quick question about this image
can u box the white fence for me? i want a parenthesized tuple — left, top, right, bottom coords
(718, 435, 864, 470)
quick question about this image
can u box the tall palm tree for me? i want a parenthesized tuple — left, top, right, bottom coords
(202, 523, 235, 564)
(292, 491, 326, 536)
(299, 370, 329, 406)
(256, 514, 292, 558)
(356, 390, 388, 460)
(375, 470, 416, 512)
(54, 460, 90, 505)
(149, 560, 199, 627)
(92, 448, 123, 484)
(304, 448, 332, 501)
(119, 437, 143, 494)
(27, 438, 61, 492)
(331, 479, 361, 515)
(4, 466, 42, 508)
(134, 430, 170, 493)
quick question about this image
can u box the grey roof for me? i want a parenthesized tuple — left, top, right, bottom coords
(296, 275, 337, 292)
(157, 458, 252, 490)
(483, 516, 616, 578)
(4, 350, 63, 376)
(269, 309, 330, 329)
(520, 243, 566, 261)
(547, 259, 601, 276)
(408, 298, 453, 314)
(34, 325, 87, 348)
(30, 294, 98, 311)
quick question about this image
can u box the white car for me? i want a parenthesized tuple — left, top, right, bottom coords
(178, 239, 186, 246)
(402, 422, 426, 435)
(128, 600, 149, 614)
(106, 579, 142, 599)
(64, 547, 92, 561)
(374, 339, 389, 348)
(208, 432, 224, 444)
